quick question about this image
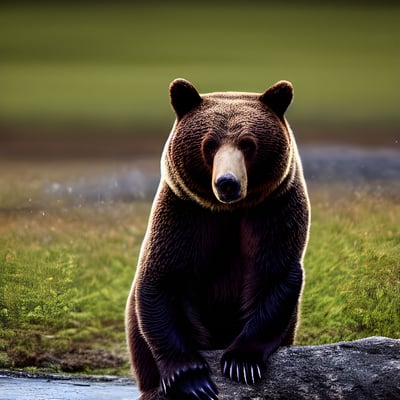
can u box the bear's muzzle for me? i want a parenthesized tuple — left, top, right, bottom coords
(212, 144, 247, 204)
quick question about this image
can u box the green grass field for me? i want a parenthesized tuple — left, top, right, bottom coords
(299, 189, 400, 344)
(1, 3, 400, 137)
(0, 162, 399, 374)
(0, 200, 147, 374)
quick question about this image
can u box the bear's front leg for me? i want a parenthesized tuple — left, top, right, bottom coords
(136, 282, 218, 400)
(132, 186, 219, 399)
(220, 261, 303, 385)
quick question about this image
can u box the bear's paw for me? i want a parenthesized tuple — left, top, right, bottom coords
(220, 349, 263, 385)
(160, 358, 218, 400)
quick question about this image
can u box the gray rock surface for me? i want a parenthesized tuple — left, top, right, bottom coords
(204, 336, 400, 400)
(141, 337, 400, 400)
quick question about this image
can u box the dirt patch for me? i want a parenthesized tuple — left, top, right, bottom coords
(4, 347, 126, 374)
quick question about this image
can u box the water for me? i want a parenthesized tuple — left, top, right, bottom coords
(0, 373, 140, 400)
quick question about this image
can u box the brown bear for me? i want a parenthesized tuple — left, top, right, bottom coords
(126, 78, 310, 400)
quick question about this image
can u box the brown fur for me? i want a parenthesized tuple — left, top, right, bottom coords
(126, 79, 310, 400)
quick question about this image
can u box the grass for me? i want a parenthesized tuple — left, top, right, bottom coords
(0, 3, 400, 135)
(297, 187, 400, 344)
(0, 200, 150, 375)
(0, 161, 399, 374)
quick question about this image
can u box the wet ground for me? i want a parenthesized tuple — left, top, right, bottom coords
(0, 370, 139, 400)
(2, 145, 399, 206)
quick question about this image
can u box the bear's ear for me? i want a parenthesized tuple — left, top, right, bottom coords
(169, 78, 202, 119)
(259, 80, 294, 118)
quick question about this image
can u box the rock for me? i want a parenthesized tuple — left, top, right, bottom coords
(141, 337, 400, 399)
(207, 336, 400, 400)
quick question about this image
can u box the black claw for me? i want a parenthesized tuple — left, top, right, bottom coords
(161, 378, 167, 394)
(221, 352, 263, 385)
(206, 382, 219, 399)
(192, 391, 202, 400)
(199, 388, 212, 400)
(256, 363, 262, 380)
(243, 364, 248, 385)
(222, 360, 228, 376)
(161, 363, 218, 400)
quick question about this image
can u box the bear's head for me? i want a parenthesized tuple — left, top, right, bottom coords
(162, 78, 296, 211)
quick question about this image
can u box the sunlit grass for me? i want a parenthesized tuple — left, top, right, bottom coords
(0, 200, 150, 374)
(297, 189, 400, 344)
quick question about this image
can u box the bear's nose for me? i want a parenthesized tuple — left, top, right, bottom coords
(215, 173, 241, 203)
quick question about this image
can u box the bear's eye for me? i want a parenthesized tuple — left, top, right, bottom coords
(202, 137, 219, 167)
(238, 137, 257, 158)
(203, 138, 218, 157)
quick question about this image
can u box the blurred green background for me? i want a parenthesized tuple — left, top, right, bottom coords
(1, 1, 399, 146)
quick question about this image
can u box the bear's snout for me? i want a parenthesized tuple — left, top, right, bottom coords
(215, 173, 241, 203)
(212, 144, 247, 204)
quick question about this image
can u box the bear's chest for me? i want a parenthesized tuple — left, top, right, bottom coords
(182, 217, 259, 340)
(187, 211, 260, 297)
(186, 260, 244, 347)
